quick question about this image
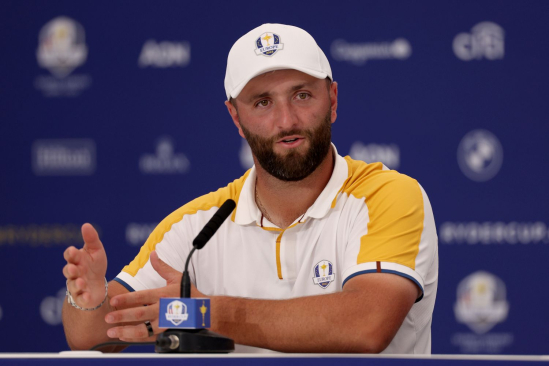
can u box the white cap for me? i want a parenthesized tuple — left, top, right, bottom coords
(224, 23, 332, 100)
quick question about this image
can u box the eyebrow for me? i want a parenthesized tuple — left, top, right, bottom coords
(246, 82, 313, 103)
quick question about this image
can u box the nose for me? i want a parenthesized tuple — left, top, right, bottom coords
(275, 100, 298, 130)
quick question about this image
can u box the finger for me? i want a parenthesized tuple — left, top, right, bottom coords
(150, 251, 182, 284)
(119, 335, 157, 343)
(66, 276, 85, 295)
(105, 304, 158, 324)
(107, 320, 159, 339)
(63, 264, 80, 280)
(63, 246, 81, 264)
(81, 223, 104, 252)
(110, 285, 177, 308)
(74, 277, 87, 291)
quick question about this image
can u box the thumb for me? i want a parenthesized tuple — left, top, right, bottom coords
(81, 223, 104, 252)
(150, 251, 181, 284)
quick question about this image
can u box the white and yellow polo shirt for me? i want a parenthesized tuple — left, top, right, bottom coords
(115, 146, 438, 354)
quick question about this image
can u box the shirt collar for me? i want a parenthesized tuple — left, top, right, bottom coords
(234, 165, 261, 226)
(233, 143, 349, 226)
(302, 144, 349, 220)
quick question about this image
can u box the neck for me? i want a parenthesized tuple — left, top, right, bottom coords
(254, 146, 335, 228)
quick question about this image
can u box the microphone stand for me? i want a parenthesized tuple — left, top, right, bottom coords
(155, 200, 236, 353)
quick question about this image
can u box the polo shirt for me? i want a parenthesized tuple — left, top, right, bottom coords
(115, 145, 438, 354)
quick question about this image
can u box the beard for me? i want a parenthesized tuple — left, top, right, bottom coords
(240, 109, 332, 182)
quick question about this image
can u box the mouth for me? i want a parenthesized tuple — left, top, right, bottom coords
(277, 135, 304, 143)
(276, 136, 305, 149)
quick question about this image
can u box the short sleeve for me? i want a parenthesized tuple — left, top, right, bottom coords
(341, 173, 437, 302)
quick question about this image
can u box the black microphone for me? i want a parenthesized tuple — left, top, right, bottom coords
(157, 199, 236, 354)
(193, 199, 236, 249)
(181, 199, 236, 298)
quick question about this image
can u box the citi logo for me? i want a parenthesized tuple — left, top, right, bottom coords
(453, 22, 504, 61)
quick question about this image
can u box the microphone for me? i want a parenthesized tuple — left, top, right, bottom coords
(192, 199, 236, 249)
(181, 199, 236, 298)
(156, 199, 236, 353)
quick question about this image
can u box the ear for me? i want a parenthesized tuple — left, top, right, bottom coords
(329, 81, 338, 124)
(225, 100, 246, 139)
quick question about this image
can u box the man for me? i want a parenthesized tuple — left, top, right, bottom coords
(62, 23, 438, 354)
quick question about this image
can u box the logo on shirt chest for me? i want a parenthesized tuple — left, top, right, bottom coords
(312, 260, 335, 289)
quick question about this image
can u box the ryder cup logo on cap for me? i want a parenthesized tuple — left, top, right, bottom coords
(255, 32, 284, 56)
(225, 23, 332, 100)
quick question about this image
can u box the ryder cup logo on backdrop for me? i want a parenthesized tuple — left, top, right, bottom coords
(37, 16, 87, 78)
(166, 300, 189, 326)
(454, 271, 509, 334)
(453, 22, 504, 61)
(312, 260, 335, 289)
(35, 16, 91, 97)
(457, 129, 503, 182)
(255, 32, 284, 56)
(451, 271, 513, 353)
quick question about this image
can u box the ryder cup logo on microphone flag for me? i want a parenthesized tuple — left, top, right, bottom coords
(159, 298, 210, 329)
(165, 300, 188, 326)
(255, 32, 283, 56)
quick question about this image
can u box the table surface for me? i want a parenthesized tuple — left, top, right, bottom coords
(1, 352, 549, 365)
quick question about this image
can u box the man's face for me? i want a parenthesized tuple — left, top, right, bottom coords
(227, 70, 338, 181)
(240, 108, 332, 181)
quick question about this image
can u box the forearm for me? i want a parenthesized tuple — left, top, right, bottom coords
(62, 298, 118, 351)
(208, 274, 417, 353)
(211, 290, 383, 353)
(62, 281, 129, 352)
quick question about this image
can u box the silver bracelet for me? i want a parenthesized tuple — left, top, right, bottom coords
(66, 277, 108, 311)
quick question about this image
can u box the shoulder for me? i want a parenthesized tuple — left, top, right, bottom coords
(147, 169, 252, 243)
(341, 156, 423, 205)
(171, 169, 250, 220)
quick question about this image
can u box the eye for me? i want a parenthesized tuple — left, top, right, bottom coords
(296, 92, 310, 100)
(255, 100, 270, 107)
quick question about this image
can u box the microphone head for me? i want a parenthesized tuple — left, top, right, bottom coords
(192, 199, 236, 249)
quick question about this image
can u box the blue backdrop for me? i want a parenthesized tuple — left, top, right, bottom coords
(1, 0, 548, 354)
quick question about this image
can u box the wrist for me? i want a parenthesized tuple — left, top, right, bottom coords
(66, 277, 108, 311)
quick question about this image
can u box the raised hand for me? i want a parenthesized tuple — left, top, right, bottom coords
(104, 251, 187, 342)
(63, 223, 108, 308)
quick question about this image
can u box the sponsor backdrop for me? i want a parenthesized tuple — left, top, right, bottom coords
(1, 0, 548, 354)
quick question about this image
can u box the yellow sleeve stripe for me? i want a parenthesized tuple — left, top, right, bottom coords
(122, 170, 251, 277)
(342, 157, 424, 270)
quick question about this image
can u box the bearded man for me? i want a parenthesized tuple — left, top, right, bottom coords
(62, 23, 438, 354)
